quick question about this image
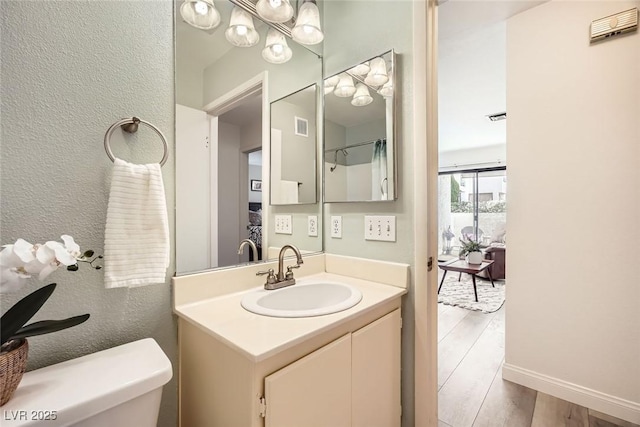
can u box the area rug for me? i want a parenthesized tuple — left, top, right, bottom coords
(438, 274, 505, 313)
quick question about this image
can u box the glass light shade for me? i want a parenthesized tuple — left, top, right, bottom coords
(225, 7, 260, 47)
(333, 74, 356, 97)
(180, 0, 221, 30)
(256, 0, 294, 23)
(323, 75, 340, 94)
(349, 62, 370, 76)
(378, 77, 394, 97)
(262, 29, 293, 64)
(291, 1, 324, 45)
(364, 57, 389, 86)
(351, 84, 373, 107)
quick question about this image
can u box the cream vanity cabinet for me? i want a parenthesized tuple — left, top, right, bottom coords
(178, 307, 402, 427)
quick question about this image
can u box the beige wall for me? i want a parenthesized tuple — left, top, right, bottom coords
(0, 1, 177, 426)
(505, 1, 640, 422)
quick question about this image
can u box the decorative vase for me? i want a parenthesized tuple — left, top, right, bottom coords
(466, 251, 483, 265)
(0, 339, 28, 406)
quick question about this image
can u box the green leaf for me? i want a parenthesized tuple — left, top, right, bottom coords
(0, 283, 56, 346)
(67, 264, 79, 271)
(10, 314, 90, 341)
(83, 250, 94, 258)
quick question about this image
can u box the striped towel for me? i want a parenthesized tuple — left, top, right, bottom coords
(104, 158, 170, 288)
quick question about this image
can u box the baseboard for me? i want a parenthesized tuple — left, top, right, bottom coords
(502, 363, 640, 425)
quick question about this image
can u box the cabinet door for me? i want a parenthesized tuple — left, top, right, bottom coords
(265, 334, 351, 427)
(352, 309, 402, 427)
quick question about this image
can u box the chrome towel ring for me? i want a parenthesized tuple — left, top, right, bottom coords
(104, 117, 169, 166)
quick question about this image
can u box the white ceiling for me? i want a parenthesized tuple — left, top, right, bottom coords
(438, 0, 547, 153)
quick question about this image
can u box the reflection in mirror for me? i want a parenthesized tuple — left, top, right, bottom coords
(324, 50, 396, 202)
(271, 84, 317, 205)
(175, 0, 323, 275)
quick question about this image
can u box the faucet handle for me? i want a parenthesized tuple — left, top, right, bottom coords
(256, 268, 277, 285)
(285, 264, 300, 280)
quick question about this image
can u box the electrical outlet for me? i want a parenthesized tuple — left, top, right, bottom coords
(364, 215, 396, 242)
(331, 216, 342, 238)
(308, 215, 318, 237)
(275, 215, 292, 235)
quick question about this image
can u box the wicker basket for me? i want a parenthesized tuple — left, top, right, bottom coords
(0, 339, 29, 406)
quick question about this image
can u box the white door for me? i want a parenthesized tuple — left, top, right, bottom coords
(265, 334, 352, 427)
(176, 104, 215, 273)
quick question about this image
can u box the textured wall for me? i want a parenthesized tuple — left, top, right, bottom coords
(0, 1, 177, 426)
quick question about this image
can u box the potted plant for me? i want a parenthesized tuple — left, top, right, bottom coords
(0, 235, 100, 406)
(459, 236, 484, 265)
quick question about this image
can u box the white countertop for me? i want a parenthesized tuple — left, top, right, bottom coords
(174, 272, 406, 362)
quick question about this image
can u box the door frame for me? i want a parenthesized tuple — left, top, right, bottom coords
(203, 72, 270, 254)
(414, 0, 439, 425)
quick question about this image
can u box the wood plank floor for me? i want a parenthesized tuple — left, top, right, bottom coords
(437, 303, 638, 427)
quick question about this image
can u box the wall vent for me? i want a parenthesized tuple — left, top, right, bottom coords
(295, 117, 309, 137)
(590, 8, 638, 43)
(487, 112, 507, 122)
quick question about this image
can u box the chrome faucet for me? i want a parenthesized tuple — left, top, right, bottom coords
(256, 244, 304, 290)
(237, 239, 258, 261)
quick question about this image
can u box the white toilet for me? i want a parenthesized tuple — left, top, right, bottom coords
(2, 338, 172, 427)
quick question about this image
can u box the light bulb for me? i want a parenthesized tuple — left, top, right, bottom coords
(194, 1, 208, 15)
(256, 0, 293, 23)
(236, 25, 247, 36)
(271, 44, 284, 54)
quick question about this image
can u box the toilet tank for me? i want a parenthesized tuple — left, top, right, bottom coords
(1, 338, 172, 427)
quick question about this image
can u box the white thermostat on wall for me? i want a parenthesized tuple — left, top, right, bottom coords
(590, 8, 638, 43)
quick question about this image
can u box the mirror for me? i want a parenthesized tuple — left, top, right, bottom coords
(270, 84, 318, 205)
(323, 50, 396, 202)
(175, 0, 323, 275)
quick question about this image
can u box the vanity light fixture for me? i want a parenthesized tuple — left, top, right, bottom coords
(226, 6, 260, 47)
(333, 74, 356, 97)
(364, 57, 389, 86)
(291, 0, 324, 45)
(180, 0, 221, 30)
(351, 83, 373, 107)
(262, 28, 293, 63)
(256, 0, 294, 23)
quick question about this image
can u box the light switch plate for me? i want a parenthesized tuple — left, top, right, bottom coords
(275, 215, 292, 235)
(308, 215, 318, 237)
(331, 216, 342, 238)
(364, 215, 396, 242)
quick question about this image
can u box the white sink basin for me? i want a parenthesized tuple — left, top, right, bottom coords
(241, 281, 363, 318)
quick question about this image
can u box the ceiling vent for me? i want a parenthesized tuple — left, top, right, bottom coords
(487, 112, 507, 122)
(590, 8, 638, 43)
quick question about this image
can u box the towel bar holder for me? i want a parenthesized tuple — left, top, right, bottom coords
(104, 117, 169, 166)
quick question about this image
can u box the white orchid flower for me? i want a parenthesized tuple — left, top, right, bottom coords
(0, 267, 31, 293)
(8, 239, 37, 264)
(0, 235, 87, 292)
(61, 235, 82, 260)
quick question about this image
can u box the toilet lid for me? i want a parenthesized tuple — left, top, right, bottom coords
(1, 338, 172, 427)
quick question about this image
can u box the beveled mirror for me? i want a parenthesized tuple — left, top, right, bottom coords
(323, 50, 396, 202)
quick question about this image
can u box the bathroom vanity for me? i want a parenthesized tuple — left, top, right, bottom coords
(173, 254, 408, 427)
